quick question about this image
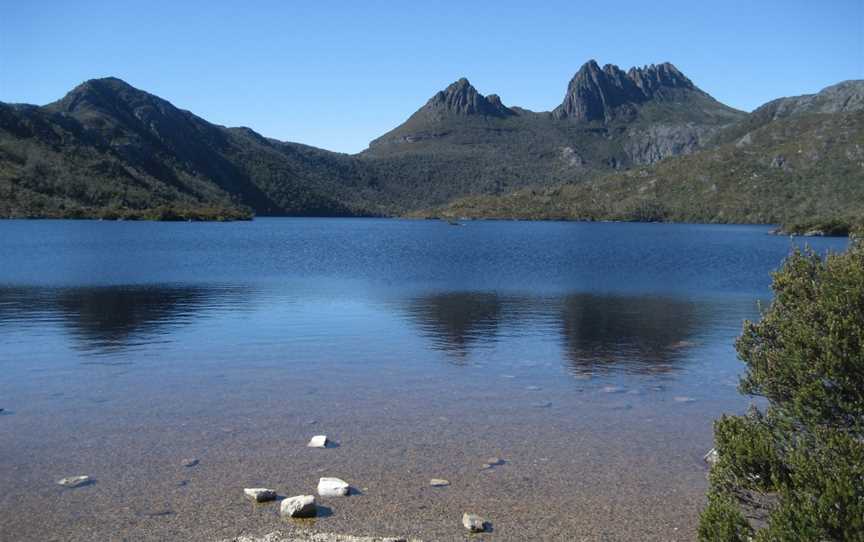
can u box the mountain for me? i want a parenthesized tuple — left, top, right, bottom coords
(1, 65, 859, 223)
(0, 77, 387, 219)
(430, 81, 864, 225)
(359, 60, 744, 208)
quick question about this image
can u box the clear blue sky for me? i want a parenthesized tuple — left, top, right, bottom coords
(2, 1, 862, 153)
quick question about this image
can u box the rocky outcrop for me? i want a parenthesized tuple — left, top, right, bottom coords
(552, 60, 700, 122)
(624, 124, 711, 164)
(424, 78, 514, 117)
(754, 80, 864, 121)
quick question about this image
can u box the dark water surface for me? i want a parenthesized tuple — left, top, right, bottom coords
(0, 219, 848, 541)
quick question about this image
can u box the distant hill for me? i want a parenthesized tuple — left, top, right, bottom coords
(429, 81, 864, 225)
(0, 66, 861, 223)
(0, 78, 386, 219)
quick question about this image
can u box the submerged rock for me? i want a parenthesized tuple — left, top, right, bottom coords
(462, 513, 488, 533)
(429, 478, 450, 487)
(280, 495, 317, 518)
(308, 435, 329, 448)
(57, 475, 91, 488)
(318, 477, 350, 497)
(182, 458, 200, 467)
(244, 488, 278, 502)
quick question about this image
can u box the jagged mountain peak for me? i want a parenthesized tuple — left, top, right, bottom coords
(554, 60, 704, 122)
(425, 77, 513, 117)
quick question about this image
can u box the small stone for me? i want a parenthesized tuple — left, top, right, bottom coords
(182, 458, 199, 467)
(57, 475, 90, 488)
(317, 477, 350, 497)
(704, 448, 719, 466)
(280, 494, 316, 517)
(382, 538, 407, 542)
(487, 457, 503, 466)
(244, 488, 277, 502)
(430, 478, 450, 487)
(308, 435, 328, 448)
(462, 512, 488, 532)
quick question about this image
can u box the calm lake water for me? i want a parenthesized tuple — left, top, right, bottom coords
(0, 219, 848, 541)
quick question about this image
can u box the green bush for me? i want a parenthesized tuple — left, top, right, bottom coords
(698, 492, 753, 542)
(700, 242, 864, 540)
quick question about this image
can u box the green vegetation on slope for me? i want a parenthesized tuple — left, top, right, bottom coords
(0, 79, 389, 220)
(698, 243, 864, 541)
(429, 110, 864, 226)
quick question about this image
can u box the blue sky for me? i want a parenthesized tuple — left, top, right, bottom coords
(2, 1, 862, 153)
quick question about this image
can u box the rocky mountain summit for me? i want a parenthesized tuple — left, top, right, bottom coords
(425, 78, 514, 117)
(552, 60, 700, 122)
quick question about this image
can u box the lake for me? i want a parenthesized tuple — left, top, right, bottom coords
(0, 218, 848, 541)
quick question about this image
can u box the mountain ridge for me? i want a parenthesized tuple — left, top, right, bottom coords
(0, 65, 860, 223)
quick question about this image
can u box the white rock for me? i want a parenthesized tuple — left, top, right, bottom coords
(462, 512, 488, 532)
(317, 477, 350, 497)
(244, 488, 277, 502)
(57, 475, 90, 488)
(280, 494, 316, 517)
(430, 478, 450, 487)
(704, 448, 719, 466)
(307, 435, 328, 448)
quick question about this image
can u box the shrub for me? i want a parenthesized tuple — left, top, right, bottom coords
(699, 242, 864, 540)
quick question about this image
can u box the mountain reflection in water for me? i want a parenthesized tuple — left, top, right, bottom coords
(402, 291, 708, 374)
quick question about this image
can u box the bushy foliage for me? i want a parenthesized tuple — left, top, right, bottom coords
(699, 243, 864, 541)
(698, 492, 753, 542)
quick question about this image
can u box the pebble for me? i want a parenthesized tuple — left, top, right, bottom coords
(487, 457, 503, 466)
(308, 435, 329, 448)
(462, 512, 488, 533)
(57, 475, 90, 488)
(280, 494, 316, 518)
(430, 478, 450, 487)
(244, 488, 278, 502)
(182, 458, 199, 467)
(317, 477, 350, 497)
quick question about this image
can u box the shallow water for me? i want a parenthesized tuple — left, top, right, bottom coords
(0, 219, 848, 541)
